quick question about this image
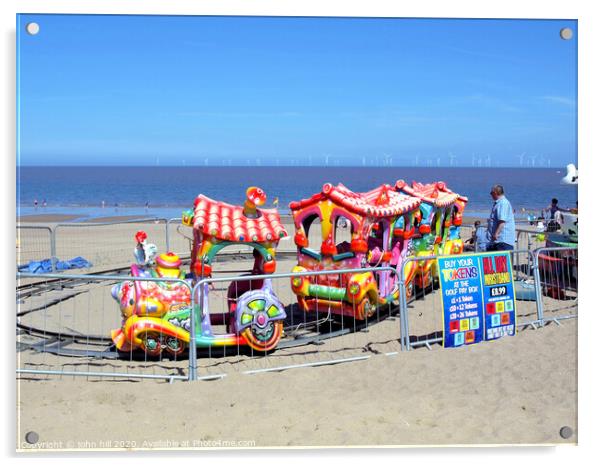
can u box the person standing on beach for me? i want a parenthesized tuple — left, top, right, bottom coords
(486, 185, 516, 251)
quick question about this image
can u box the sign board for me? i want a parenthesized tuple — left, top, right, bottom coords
(437, 252, 516, 348)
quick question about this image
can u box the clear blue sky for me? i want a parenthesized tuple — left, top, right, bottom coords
(17, 15, 577, 167)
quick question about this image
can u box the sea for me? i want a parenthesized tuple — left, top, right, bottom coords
(16, 166, 578, 221)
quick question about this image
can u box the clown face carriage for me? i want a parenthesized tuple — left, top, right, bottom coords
(110, 187, 288, 356)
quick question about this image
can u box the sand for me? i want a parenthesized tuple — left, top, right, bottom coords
(15, 218, 578, 450)
(17, 320, 577, 449)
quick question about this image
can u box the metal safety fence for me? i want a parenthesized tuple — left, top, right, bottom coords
(189, 266, 404, 380)
(16, 225, 55, 271)
(17, 272, 192, 383)
(17, 265, 405, 383)
(532, 246, 578, 326)
(166, 217, 193, 257)
(16, 246, 577, 382)
(399, 249, 542, 350)
(17, 217, 180, 274)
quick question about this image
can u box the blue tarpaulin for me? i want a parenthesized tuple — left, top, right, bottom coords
(18, 256, 92, 274)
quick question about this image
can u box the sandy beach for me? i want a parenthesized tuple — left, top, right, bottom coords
(16, 216, 577, 449)
(17, 320, 577, 448)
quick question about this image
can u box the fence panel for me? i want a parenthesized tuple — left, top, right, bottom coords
(16, 226, 54, 272)
(533, 246, 578, 326)
(53, 218, 168, 273)
(189, 266, 405, 380)
(166, 218, 193, 257)
(400, 249, 538, 351)
(17, 272, 191, 383)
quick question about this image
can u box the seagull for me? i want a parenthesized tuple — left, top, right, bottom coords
(561, 164, 578, 185)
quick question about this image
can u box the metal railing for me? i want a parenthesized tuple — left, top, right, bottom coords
(17, 217, 171, 274)
(189, 265, 404, 380)
(399, 249, 540, 351)
(16, 225, 56, 272)
(17, 272, 193, 383)
(166, 217, 193, 257)
(17, 265, 405, 382)
(532, 246, 578, 327)
(16, 246, 577, 382)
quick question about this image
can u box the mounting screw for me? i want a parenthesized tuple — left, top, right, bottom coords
(559, 426, 573, 439)
(25, 431, 39, 444)
(25, 22, 40, 36)
(560, 28, 573, 40)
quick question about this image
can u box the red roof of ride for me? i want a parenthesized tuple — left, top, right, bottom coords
(394, 180, 467, 207)
(193, 194, 288, 243)
(289, 183, 422, 218)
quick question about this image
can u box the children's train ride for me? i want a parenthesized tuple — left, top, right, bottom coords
(110, 180, 467, 356)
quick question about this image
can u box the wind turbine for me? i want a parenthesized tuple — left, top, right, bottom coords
(528, 155, 537, 167)
(471, 153, 476, 167)
(517, 152, 526, 167)
(324, 154, 331, 166)
(485, 154, 491, 167)
(448, 151, 457, 167)
(436, 156, 441, 167)
(414, 155, 419, 167)
(538, 154, 546, 167)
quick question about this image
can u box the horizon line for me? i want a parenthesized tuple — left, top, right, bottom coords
(16, 164, 571, 169)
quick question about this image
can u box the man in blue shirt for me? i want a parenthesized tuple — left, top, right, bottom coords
(486, 185, 516, 251)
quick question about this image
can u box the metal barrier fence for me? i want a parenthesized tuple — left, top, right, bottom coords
(166, 217, 193, 257)
(189, 266, 404, 380)
(16, 225, 55, 271)
(17, 265, 405, 382)
(53, 217, 170, 272)
(16, 246, 577, 382)
(17, 217, 173, 274)
(532, 246, 578, 326)
(399, 249, 541, 351)
(461, 223, 553, 252)
(17, 272, 193, 383)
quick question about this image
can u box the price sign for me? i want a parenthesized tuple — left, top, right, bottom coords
(438, 251, 516, 347)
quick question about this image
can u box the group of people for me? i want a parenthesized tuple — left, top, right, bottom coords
(464, 186, 575, 252)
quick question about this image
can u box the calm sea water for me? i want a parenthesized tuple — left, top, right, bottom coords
(16, 166, 577, 220)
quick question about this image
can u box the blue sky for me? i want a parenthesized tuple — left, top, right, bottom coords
(17, 15, 577, 167)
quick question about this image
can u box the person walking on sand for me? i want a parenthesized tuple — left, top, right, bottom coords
(486, 185, 516, 251)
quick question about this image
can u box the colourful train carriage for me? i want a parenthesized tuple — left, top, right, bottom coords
(395, 180, 468, 289)
(111, 187, 289, 355)
(289, 182, 422, 320)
